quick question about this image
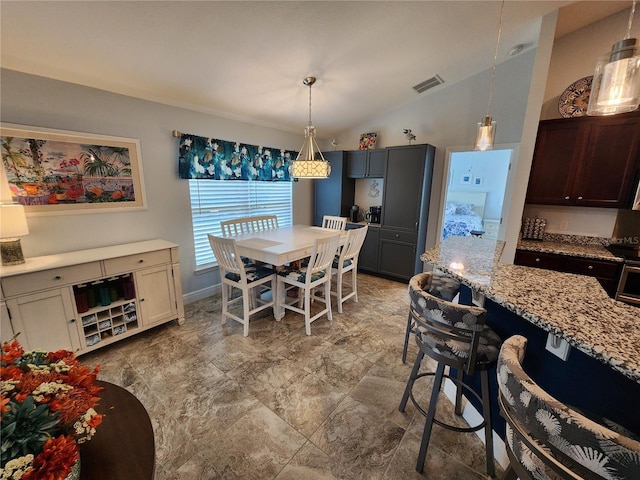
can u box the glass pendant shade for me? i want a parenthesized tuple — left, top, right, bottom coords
(474, 116, 496, 151)
(290, 126, 331, 179)
(588, 38, 640, 116)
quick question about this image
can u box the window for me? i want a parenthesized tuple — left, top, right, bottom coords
(189, 180, 293, 268)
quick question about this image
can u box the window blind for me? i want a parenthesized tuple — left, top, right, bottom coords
(189, 179, 293, 267)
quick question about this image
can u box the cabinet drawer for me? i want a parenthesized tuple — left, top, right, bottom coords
(379, 229, 417, 244)
(562, 257, 620, 279)
(2, 262, 102, 297)
(514, 250, 563, 270)
(104, 249, 172, 276)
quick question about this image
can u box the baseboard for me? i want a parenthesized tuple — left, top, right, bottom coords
(182, 284, 221, 305)
(443, 377, 509, 470)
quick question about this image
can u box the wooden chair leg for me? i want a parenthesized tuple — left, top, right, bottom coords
(336, 271, 344, 313)
(325, 279, 333, 321)
(242, 289, 250, 337)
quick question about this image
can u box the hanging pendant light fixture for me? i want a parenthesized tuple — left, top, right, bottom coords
(475, 0, 505, 151)
(587, 0, 640, 116)
(290, 76, 331, 179)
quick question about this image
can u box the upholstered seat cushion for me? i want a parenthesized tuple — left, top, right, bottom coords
(277, 267, 326, 283)
(225, 264, 274, 283)
(429, 271, 461, 302)
(418, 326, 501, 366)
(332, 255, 353, 269)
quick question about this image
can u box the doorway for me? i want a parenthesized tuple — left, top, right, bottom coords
(438, 146, 515, 241)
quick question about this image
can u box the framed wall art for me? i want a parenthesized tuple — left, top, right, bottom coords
(358, 132, 378, 150)
(1, 125, 146, 215)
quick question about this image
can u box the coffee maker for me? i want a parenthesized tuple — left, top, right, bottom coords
(350, 205, 360, 223)
(366, 206, 381, 224)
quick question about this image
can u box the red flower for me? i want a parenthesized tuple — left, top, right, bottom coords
(87, 413, 103, 429)
(1, 340, 24, 365)
(22, 436, 79, 480)
(0, 394, 10, 414)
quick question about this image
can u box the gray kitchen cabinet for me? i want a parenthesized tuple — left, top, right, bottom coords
(378, 144, 435, 279)
(347, 149, 387, 178)
(357, 225, 379, 272)
(314, 151, 355, 226)
(315, 144, 435, 282)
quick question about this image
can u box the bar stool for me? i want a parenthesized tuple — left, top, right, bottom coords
(399, 272, 501, 475)
(498, 335, 640, 479)
(401, 269, 460, 363)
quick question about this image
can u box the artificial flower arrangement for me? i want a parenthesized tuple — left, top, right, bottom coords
(0, 340, 103, 480)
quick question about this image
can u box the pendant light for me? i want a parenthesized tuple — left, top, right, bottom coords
(587, 0, 640, 116)
(475, 0, 505, 151)
(290, 76, 331, 179)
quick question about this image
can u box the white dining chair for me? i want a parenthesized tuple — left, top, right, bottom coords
(277, 233, 341, 335)
(221, 215, 279, 237)
(207, 234, 276, 337)
(331, 225, 368, 313)
(322, 215, 347, 230)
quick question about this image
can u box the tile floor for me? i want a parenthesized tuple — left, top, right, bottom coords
(82, 273, 499, 479)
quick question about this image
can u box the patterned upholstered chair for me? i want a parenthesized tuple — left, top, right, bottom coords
(498, 335, 640, 480)
(330, 225, 368, 313)
(277, 234, 341, 335)
(207, 234, 276, 337)
(402, 270, 461, 363)
(399, 272, 501, 475)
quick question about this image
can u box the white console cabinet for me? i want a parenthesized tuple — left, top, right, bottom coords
(0, 240, 184, 354)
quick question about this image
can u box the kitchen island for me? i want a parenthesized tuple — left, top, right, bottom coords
(421, 236, 640, 436)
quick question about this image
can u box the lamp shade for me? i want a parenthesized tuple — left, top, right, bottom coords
(474, 116, 496, 151)
(587, 38, 640, 116)
(0, 203, 29, 239)
(290, 125, 332, 179)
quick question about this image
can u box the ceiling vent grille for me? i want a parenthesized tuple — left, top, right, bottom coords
(413, 75, 444, 93)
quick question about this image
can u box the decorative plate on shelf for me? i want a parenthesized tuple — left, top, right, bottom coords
(558, 76, 593, 118)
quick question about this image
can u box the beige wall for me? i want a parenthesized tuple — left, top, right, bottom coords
(0, 69, 312, 300)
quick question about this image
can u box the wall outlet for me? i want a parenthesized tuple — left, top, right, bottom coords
(545, 333, 571, 361)
(559, 220, 569, 230)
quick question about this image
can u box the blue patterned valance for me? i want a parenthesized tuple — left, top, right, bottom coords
(178, 133, 294, 181)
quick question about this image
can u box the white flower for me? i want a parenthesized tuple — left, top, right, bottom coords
(427, 308, 446, 324)
(0, 454, 34, 480)
(567, 446, 615, 479)
(520, 390, 532, 407)
(535, 409, 561, 436)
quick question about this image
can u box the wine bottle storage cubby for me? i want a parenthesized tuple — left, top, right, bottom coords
(74, 274, 139, 348)
(2, 239, 184, 354)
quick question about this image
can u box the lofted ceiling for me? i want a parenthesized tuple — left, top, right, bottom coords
(0, 1, 631, 138)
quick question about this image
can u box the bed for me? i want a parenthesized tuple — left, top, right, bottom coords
(442, 191, 486, 239)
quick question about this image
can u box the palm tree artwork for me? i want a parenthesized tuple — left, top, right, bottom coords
(0, 132, 138, 206)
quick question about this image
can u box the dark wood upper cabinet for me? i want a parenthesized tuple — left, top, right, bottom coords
(526, 112, 640, 208)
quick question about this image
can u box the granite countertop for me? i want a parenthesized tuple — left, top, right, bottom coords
(421, 236, 640, 383)
(517, 239, 623, 263)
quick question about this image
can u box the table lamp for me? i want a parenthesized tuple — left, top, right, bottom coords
(0, 203, 29, 266)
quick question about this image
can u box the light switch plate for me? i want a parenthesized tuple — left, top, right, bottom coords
(545, 333, 571, 361)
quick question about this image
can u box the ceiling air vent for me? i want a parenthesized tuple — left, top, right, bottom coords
(413, 75, 444, 93)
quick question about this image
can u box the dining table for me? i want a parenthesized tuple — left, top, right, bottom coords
(232, 224, 347, 319)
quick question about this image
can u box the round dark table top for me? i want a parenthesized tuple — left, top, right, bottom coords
(80, 380, 155, 479)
